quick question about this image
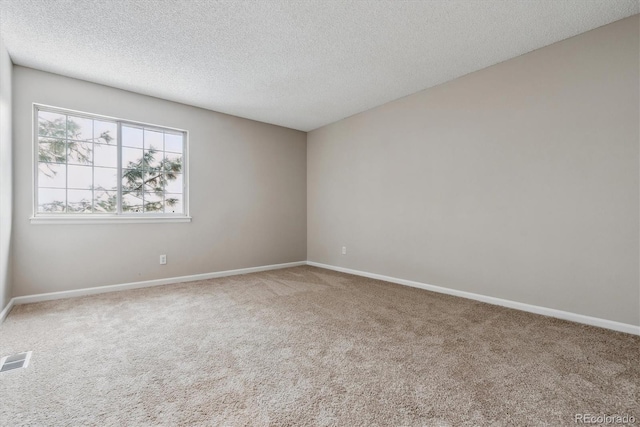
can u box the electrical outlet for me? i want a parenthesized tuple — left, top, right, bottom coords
(159, 254, 167, 265)
(341, 246, 347, 255)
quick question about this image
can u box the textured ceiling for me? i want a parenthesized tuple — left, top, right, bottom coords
(1, 1, 638, 131)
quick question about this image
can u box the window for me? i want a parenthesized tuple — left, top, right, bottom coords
(33, 105, 189, 223)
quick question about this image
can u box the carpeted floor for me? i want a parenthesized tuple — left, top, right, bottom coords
(0, 266, 638, 426)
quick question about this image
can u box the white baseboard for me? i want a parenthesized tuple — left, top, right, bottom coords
(3, 259, 638, 336)
(306, 261, 640, 336)
(7, 261, 306, 308)
(0, 297, 15, 323)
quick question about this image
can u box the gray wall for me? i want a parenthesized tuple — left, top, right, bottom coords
(307, 16, 640, 326)
(13, 66, 306, 297)
(0, 36, 12, 310)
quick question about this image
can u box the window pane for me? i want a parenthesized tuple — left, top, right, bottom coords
(94, 120, 116, 144)
(67, 141, 93, 165)
(144, 171, 163, 193)
(38, 188, 66, 213)
(122, 126, 143, 148)
(67, 189, 93, 213)
(143, 192, 163, 213)
(94, 143, 117, 168)
(38, 140, 66, 163)
(38, 111, 66, 138)
(38, 163, 66, 188)
(94, 167, 117, 191)
(122, 147, 143, 168)
(143, 149, 162, 169)
(67, 115, 93, 141)
(94, 190, 116, 213)
(122, 193, 143, 213)
(164, 194, 183, 214)
(163, 152, 183, 173)
(144, 129, 163, 151)
(122, 168, 144, 194)
(164, 173, 182, 193)
(67, 165, 93, 189)
(164, 133, 183, 153)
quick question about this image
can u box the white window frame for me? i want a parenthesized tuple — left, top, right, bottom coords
(31, 104, 191, 224)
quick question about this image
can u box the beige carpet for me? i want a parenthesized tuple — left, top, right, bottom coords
(0, 266, 638, 426)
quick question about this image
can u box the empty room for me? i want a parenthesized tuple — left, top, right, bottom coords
(0, 0, 638, 425)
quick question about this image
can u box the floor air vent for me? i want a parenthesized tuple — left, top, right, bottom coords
(0, 351, 32, 373)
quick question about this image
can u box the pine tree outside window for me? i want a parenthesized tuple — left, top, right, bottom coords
(32, 105, 189, 223)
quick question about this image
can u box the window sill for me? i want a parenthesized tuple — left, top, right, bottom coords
(30, 215, 192, 225)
